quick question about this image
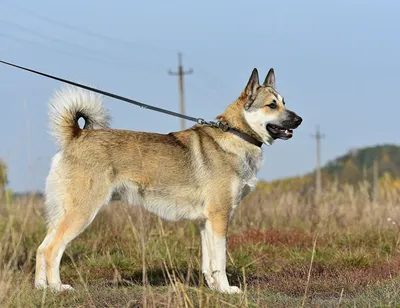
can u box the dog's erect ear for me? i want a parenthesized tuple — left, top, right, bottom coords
(244, 68, 260, 110)
(263, 68, 276, 89)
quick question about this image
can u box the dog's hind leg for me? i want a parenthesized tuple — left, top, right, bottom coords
(36, 181, 112, 292)
(35, 227, 56, 289)
(35, 153, 62, 290)
(43, 209, 99, 291)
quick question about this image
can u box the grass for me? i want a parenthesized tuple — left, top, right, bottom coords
(1, 182, 400, 307)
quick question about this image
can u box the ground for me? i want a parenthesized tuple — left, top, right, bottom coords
(1, 183, 400, 307)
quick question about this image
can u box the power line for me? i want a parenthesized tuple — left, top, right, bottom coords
(0, 32, 100, 63)
(0, 19, 164, 71)
(0, 32, 158, 72)
(2, 1, 177, 54)
(1, 2, 235, 104)
(0, 19, 123, 62)
(1, 2, 235, 115)
(168, 53, 193, 130)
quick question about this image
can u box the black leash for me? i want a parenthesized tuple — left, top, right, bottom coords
(0, 59, 263, 148)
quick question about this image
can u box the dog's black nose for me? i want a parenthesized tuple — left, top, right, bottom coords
(294, 116, 302, 126)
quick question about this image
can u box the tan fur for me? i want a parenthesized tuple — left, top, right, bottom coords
(34, 68, 302, 294)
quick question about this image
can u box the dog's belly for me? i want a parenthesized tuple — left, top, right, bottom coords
(141, 198, 206, 221)
(119, 183, 206, 222)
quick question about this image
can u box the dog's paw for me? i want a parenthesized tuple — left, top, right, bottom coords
(220, 285, 242, 294)
(203, 272, 215, 289)
(60, 284, 75, 292)
(49, 284, 75, 292)
(34, 280, 47, 290)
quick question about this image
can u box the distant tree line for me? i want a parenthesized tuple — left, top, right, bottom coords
(258, 144, 400, 195)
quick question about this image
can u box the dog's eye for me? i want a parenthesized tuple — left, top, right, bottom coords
(267, 102, 277, 109)
(282, 99, 286, 105)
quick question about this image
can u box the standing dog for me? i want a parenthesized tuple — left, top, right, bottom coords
(35, 68, 302, 293)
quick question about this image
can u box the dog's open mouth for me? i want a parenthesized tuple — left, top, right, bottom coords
(266, 124, 294, 140)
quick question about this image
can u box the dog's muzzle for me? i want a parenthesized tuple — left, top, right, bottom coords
(266, 113, 302, 140)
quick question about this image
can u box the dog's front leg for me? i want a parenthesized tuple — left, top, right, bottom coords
(202, 210, 242, 294)
(199, 222, 214, 288)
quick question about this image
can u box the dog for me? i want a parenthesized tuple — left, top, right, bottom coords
(34, 68, 302, 294)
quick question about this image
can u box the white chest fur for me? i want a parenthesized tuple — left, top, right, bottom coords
(232, 150, 264, 210)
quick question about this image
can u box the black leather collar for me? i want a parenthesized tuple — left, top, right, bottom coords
(199, 120, 263, 148)
(226, 127, 263, 148)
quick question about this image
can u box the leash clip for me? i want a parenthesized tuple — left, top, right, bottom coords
(197, 118, 207, 125)
(198, 118, 230, 132)
(216, 121, 230, 132)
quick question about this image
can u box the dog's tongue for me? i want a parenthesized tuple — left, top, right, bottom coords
(284, 129, 293, 136)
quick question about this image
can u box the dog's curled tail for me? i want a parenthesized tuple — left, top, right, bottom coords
(49, 86, 111, 148)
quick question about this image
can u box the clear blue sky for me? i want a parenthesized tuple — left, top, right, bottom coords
(0, 0, 399, 192)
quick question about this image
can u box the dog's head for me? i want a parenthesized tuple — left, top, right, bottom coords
(242, 68, 302, 145)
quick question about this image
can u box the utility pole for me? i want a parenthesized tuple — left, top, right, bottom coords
(363, 164, 367, 182)
(373, 159, 379, 202)
(168, 53, 193, 130)
(311, 125, 325, 201)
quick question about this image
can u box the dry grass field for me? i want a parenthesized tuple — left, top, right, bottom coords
(1, 181, 400, 307)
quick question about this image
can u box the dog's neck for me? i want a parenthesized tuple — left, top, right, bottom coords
(216, 94, 263, 145)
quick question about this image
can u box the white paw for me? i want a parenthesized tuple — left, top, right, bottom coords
(60, 284, 75, 292)
(49, 284, 75, 292)
(221, 286, 242, 294)
(203, 272, 215, 288)
(34, 280, 47, 290)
